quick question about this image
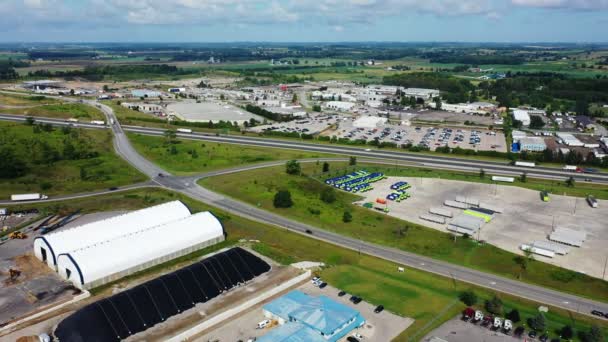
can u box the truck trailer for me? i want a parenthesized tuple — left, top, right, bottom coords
(177, 128, 193, 133)
(11, 193, 48, 201)
(562, 165, 577, 171)
(90, 120, 106, 125)
(514, 161, 535, 168)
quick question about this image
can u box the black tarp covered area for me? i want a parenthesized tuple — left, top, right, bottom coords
(55, 247, 270, 342)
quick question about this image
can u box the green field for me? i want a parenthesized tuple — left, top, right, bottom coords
(0, 93, 61, 106)
(127, 133, 340, 175)
(0, 102, 105, 120)
(4, 188, 606, 341)
(0, 121, 146, 199)
(200, 161, 608, 303)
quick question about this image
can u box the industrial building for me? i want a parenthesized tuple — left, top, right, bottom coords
(324, 101, 356, 111)
(34, 201, 225, 289)
(260, 290, 365, 342)
(519, 137, 547, 152)
(513, 109, 531, 126)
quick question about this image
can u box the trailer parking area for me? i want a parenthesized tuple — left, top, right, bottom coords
(423, 317, 521, 342)
(357, 177, 608, 279)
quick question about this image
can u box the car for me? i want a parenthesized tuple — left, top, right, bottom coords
(319, 282, 327, 288)
(346, 337, 359, 342)
(305, 229, 313, 234)
(353, 297, 362, 304)
(539, 334, 549, 342)
(158, 173, 164, 177)
(349, 295, 357, 302)
(353, 333, 363, 339)
(374, 305, 384, 313)
(591, 310, 605, 317)
(257, 320, 270, 329)
(108, 187, 118, 191)
(364, 149, 371, 152)
(338, 291, 346, 297)
(528, 330, 537, 338)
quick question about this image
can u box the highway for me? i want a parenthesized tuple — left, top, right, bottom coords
(1, 107, 608, 319)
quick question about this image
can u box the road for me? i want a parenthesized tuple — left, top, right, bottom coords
(1, 113, 607, 184)
(1, 106, 608, 320)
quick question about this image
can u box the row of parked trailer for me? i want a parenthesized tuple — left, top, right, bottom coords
(325, 170, 386, 193)
(386, 181, 412, 202)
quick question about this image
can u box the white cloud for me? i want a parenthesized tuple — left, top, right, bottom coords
(511, 0, 608, 9)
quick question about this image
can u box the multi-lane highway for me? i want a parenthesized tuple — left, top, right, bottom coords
(1, 107, 608, 319)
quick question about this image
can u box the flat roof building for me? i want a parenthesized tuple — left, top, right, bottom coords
(261, 290, 365, 342)
(519, 137, 547, 152)
(513, 110, 531, 126)
(353, 116, 387, 128)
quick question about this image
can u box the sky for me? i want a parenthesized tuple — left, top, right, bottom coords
(0, 0, 607, 42)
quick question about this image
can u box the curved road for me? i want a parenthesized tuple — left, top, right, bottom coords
(1, 104, 608, 320)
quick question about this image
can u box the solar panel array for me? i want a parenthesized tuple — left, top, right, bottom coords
(54, 247, 270, 342)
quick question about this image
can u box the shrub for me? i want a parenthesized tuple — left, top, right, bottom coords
(273, 190, 293, 208)
(458, 290, 478, 306)
(342, 211, 352, 223)
(320, 188, 337, 204)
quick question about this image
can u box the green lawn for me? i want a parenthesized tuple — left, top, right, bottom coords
(4, 187, 605, 341)
(0, 121, 146, 199)
(200, 161, 608, 303)
(128, 133, 340, 175)
(0, 103, 105, 120)
(0, 93, 61, 106)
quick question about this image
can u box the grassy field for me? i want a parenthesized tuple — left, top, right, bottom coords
(200, 161, 608, 303)
(0, 121, 146, 199)
(128, 133, 341, 175)
(0, 102, 105, 120)
(0, 93, 61, 106)
(4, 187, 606, 341)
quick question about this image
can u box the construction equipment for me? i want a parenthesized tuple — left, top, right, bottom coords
(8, 231, 27, 239)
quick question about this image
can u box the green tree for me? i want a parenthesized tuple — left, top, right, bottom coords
(39, 181, 52, 191)
(484, 295, 503, 315)
(529, 115, 545, 129)
(342, 211, 352, 223)
(169, 145, 178, 155)
(479, 168, 485, 178)
(560, 325, 573, 340)
(320, 188, 337, 204)
(582, 325, 604, 342)
(63, 141, 77, 160)
(520, 172, 527, 183)
(220, 94, 225, 101)
(273, 190, 293, 208)
(292, 93, 298, 103)
(458, 290, 478, 306)
(528, 313, 546, 332)
(322, 162, 330, 173)
(286, 160, 301, 175)
(506, 309, 521, 323)
(349, 156, 357, 166)
(0, 147, 28, 178)
(312, 104, 322, 112)
(566, 176, 575, 188)
(164, 129, 177, 144)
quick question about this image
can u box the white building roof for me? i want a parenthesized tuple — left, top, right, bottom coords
(57, 211, 223, 286)
(353, 116, 387, 128)
(513, 110, 531, 124)
(35, 201, 191, 265)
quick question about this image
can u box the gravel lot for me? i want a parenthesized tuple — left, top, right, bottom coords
(423, 317, 520, 342)
(358, 177, 608, 279)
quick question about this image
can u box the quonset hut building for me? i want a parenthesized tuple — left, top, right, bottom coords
(33, 201, 225, 290)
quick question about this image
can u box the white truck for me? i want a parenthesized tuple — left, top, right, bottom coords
(90, 120, 106, 125)
(563, 165, 577, 171)
(514, 161, 535, 168)
(177, 128, 192, 133)
(11, 193, 48, 201)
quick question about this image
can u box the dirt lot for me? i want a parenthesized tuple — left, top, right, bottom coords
(358, 177, 608, 279)
(196, 279, 413, 342)
(423, 317, 521, 342)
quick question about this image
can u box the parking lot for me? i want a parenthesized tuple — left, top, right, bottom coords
(357, 177, 608, 278)
(249, 113, 340, 135)
(423, 317, 521, 342)
(332, 120, 507, 152)
(195, 277, 413, 342)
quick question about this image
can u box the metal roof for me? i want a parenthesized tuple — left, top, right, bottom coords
(263, 290, 361, 335)
(258, 323, 326, 342)
(549, 227, 586, 247)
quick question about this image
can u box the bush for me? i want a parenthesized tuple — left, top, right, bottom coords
(506, 309, 521, 323)
(307, 207, 321, 215)
(342, 211, 352, 223)
(273, 190, 293, 208)
(560, 325, 573, 339)
(320, 188, 337, 204)
(458, 290, 478, 306)
(528, 313, 546, 332)
(484, 295, 503, 315)
(285, 160, 301, 175)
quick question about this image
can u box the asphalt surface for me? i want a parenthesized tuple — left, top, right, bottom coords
(1, 104, 608, 320)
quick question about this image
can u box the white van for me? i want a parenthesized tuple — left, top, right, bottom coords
(257, 320, 271, 329)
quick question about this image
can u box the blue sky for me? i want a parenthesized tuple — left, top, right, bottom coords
(1, 0, 607, 42)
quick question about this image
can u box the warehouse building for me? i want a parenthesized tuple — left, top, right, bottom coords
(260, 290, 365, 342)
(33, 201, 225, 289)
(33, 201, 191, 268)
(56, 212, 224, 289)
(519, 137, 547, 152)
(513, 110, 531, 126)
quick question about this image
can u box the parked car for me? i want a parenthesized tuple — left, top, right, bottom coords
(539, 334, 549, 342)
(305, 229, 313, 234)
(346, 337, 359, 342)
(513, 326, 525, 337)
(591, 310, 605, 317)
(319, 282, 327, 289)
(352, 297, 362, 304)
(108, 187, 118, 191)
(374, 305, 384, 313)
(338, 291, 346, 297)
(257, 320, 270, 329)
(528, 330, 537, 338)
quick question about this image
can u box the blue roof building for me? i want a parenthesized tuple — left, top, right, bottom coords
(260, 290, 365, 342)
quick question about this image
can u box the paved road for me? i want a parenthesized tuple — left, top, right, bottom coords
(2, 106, 608, 320)
(1, 113, 606, 184)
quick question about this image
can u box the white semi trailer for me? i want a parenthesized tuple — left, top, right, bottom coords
(11, 193, 48, 201)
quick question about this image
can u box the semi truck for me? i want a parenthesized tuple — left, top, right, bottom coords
(177, 128, 193, 133)
(514, 161, 535, 167)
(562, 165, 577, 171)
(11, 193, 48, 201)
(90, 120, 105, 125)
